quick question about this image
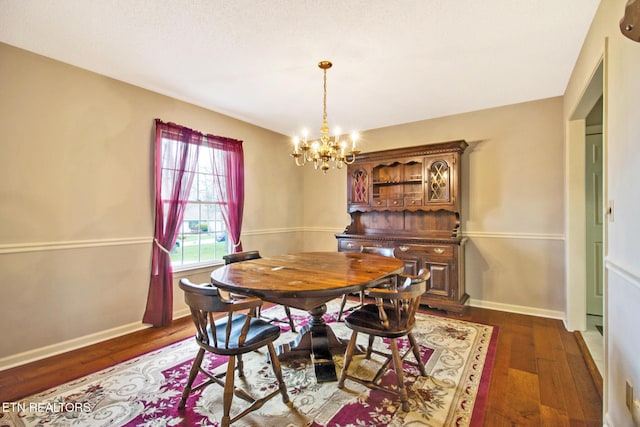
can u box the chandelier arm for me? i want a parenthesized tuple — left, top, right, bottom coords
(344, 152, 359, 164)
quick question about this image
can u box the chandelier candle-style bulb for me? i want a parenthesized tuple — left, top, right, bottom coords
(290, 60, 360, 173)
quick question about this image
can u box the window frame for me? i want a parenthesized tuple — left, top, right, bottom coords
(161, 138, 231, 271)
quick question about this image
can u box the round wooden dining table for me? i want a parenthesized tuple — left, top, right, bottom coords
(210, 251, 405, 382)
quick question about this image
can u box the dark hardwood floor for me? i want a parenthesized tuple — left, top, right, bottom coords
(0, 305, 602, 426)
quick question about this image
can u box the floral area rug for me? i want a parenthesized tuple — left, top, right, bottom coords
(0, 301, 497, 426)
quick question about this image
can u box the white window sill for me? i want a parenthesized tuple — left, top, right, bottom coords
(172, 260, 224, 275)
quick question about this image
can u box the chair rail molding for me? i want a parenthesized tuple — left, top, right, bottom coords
(606, 256, 640, 290)
(301, 226, 346, 233)
(463, 231, 564, 240)
(0, 228, 350, 255)
(0, 237, 151, 254)
(242, 227, 305, 235)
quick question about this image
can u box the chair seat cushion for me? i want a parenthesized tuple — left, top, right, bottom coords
(202, 315, 281, 352)
(344, 304, 412, 338)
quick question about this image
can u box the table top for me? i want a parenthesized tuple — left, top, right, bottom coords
(210, 251, 405, 311)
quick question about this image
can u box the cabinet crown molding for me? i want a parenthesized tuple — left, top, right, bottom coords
(354, 140, 468, 162)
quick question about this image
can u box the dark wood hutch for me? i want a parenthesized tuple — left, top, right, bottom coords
(336, 140, 469, 314)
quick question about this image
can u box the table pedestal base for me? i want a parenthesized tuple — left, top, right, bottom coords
(275, 303, 359, 383)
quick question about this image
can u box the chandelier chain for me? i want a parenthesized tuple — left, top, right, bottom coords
(323, 66, 328, 125)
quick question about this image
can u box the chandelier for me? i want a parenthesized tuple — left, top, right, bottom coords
(291, 60, 359, 173)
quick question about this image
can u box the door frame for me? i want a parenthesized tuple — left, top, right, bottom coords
(565, 57, 606, 332)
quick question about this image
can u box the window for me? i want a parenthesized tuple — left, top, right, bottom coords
(145, 119, 244, 326)
(162, 130, 238, 267)
(160, 140, 230, 267)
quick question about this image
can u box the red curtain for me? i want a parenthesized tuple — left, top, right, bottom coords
(208, 137, 245, 253)
(143, 120, 199, 326)
(143, 119, 245, 327)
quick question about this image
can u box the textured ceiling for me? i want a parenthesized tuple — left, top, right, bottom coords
(0, 0, 601, 138)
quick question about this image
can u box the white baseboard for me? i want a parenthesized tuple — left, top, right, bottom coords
(0, 322, 147, 371)
(0, 308, 193, 372)
(173, 307, 191, 319)
(604, 412, 613, 427)
(469, 298, 565, 320)
(1, 301, 563, 372)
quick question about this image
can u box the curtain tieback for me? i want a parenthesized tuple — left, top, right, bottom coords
(233, 240, 242, 248)
(154, 238, 171, 254)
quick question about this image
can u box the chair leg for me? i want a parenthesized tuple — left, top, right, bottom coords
(257, 304, 296, 331)
(338, 291, 367, 321)
(284, 306, 296, 332)
(337, 295, 349, 321)
(390, 338, 410, 412)
(221, 355, 236, 427)
(338, 330, 359, 388)
(179, 347, 205, 410)
(266, 342, 290, 403)
(237, 354, 244, 378)
(408, 333, 427, 376)
(365, 335, 375, 359)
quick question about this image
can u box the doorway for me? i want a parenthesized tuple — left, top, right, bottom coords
(583, 97, 605, 375)
(585, 97, 604, 318)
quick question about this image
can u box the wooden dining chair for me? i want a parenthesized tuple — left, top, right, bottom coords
(337, 246, 396, 321)
(178, 278, 289, 427)
(337, 270, 429, 412)
(223, 250, 296, 332)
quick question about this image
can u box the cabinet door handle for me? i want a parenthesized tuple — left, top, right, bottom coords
(433, 247, 445, 254)
(398, 245, 409, 252)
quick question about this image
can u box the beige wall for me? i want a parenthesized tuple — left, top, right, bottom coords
(0, 43, 304, 365)
(0, 42, 572, 369)
(5, 6, 640, 423)
(301, 164, 350, 252)
(304, 97, 566, 317)
(563, 0, 640, 424)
